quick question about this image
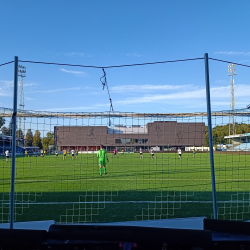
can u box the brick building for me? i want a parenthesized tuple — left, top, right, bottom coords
(54, 121, 205, 152)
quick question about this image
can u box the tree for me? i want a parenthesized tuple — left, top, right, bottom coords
(205, 122, 250, 147)
(46, 132, 54, 140)
(1, 126, 9, 135)
(16, 129, 25, 147)
(42, 137, 50, 150)
(25, 129, 33, 146)
(42, 132, 54, 150)
(205, 126, 209, 146)
(16, 129, 24, 139)
(0, 117, 5, 128)
(0, 122, 12, 136)
(33, 130, 42, 149)
(7, 122, 12, 136)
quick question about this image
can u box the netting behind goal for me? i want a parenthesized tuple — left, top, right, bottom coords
(1, 55, 250, 224)
(210, 109, 250, 220)
(2, 108, 249, 223)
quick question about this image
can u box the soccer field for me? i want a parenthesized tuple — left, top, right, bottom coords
(1, 152, 250, 223)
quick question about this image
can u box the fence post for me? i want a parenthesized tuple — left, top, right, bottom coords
(10, 56, 18, 229)
(204, 53, 218, 219)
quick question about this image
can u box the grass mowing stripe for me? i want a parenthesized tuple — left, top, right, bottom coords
(3, 200, 249, 205)
(1, 152, 250, 222)
(2, 178, 250, 182)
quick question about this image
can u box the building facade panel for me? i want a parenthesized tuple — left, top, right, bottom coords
(55, 121, 205, 150)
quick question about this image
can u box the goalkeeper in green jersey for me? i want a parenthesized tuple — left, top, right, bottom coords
(97, 145, 109, 176)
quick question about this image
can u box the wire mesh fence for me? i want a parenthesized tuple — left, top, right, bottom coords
(1, 108, 250, 223)
(1, 54, 250, 223)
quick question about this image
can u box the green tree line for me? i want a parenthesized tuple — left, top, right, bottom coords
(0, 121, 54, 149)
(25, 130, 54, 149)
(205, 123, 250, 146)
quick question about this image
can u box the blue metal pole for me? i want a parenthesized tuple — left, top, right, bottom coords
(10, 56, 18, 229)
(204, 53, 218, 219)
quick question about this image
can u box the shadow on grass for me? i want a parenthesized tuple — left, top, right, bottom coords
(1, 190, 250, 223)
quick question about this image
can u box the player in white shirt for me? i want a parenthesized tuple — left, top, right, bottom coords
(150, 148, 156, 160)
(177, 147, 182, 160)
(71, 149, 75, 160)
(139, 147, 143, 159)
(5, 150, 9, 162)
(55, 151, 58, 159)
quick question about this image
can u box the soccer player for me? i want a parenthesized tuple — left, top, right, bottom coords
(193, 148, 196, 158)
(75, 149, 78, 159)
(5, 150, 9, 162)
(113, 149, 116, 157)
(139, 147, 143, 159)
(177, 147, 182, 160)
(121, 149, 124, 157)
(71, 149, 75, 160)
(40, 149, 44, 157)
(55, 150, 58, 159)
(44, 150, 46, 156)
(63, 149, 67, 160)
(25, 149, 28, 157)
(97, 145, 109, 176)
(150, 148, 156, 160)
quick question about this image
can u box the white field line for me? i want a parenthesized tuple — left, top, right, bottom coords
(13, 164, 249, 169)
(13, 164, 250, 169)
(14, 164, 215, 167)
(2, 178, 250, 183)
(2, 200, 249, 205)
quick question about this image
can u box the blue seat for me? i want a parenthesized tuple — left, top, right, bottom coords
(234, 143, 250, 150)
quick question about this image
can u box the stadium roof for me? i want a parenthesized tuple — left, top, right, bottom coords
(0, 134, 23, 141)
(224, 133, 250, 139)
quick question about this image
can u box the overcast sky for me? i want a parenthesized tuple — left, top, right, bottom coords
(1, 1, 250, 114)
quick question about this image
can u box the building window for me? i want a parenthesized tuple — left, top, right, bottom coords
(115, 138, 148, 144)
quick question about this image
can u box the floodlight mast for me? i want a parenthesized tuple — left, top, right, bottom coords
(18, 65, 26, 143)
(228, 64, 236, 137)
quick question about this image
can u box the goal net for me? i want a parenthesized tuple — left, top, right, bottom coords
(1, 107, 250, 223)
(1, 55, 250, 223)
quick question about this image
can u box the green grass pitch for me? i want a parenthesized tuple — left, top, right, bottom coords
(1, 152, 250, 223)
